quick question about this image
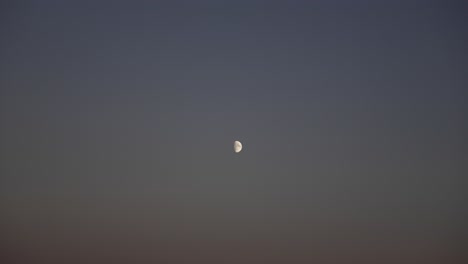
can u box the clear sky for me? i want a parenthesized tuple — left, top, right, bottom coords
(1, 1, 467, 263)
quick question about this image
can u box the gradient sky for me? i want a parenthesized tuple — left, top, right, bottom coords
(1, 1, 467, 263)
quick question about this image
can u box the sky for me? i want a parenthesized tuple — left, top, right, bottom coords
(1, 1, 467, 263)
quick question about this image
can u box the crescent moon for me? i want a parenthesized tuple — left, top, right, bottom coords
(234, 141, 242, 153)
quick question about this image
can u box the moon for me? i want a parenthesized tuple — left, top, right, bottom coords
(234, 141, 242, 153)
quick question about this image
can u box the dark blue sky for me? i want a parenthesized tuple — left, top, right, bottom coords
(1, 1, 467, 263)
